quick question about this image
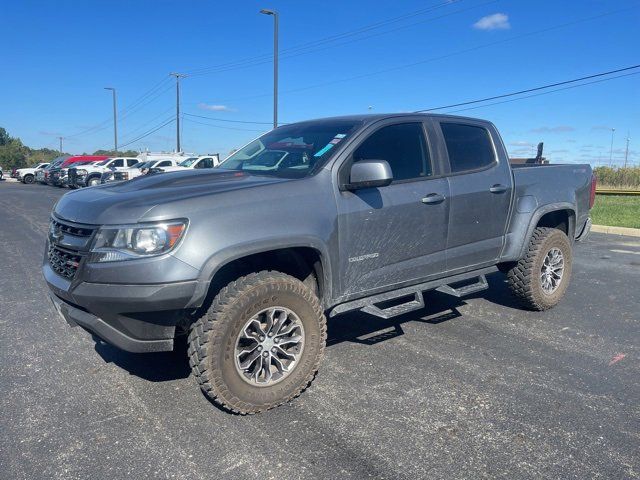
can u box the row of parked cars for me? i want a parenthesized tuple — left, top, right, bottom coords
(12, 153, 221, 188)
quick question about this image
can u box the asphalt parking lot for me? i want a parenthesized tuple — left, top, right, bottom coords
(0, 182, 638, 480)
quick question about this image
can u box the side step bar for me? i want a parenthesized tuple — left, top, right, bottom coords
(436, 275, 488, 298)
(361, 292, 425, 320)
(329, 267, 497, 319)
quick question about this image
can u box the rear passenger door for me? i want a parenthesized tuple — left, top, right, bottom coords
(436, 121, 512, 271)
(336, 120, 450, 297)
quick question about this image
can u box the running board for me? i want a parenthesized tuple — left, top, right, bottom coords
(436, 275, 488, 298)
(361, 292, 424, 320)
(329, 266, 498, 318)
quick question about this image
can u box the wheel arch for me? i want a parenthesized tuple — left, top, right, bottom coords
(518, 203, 576, 259)
(187, 240, 333, 314)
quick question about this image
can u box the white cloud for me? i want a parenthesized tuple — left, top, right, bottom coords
(510, 141, 534, 147)
(473, 13, 510, 31)
(198, 103, 234, 112)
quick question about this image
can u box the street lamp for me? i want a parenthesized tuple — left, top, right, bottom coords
(609, 127, 615, 166)
(260, 8, 279, 129)
(104, 87, 118, 152)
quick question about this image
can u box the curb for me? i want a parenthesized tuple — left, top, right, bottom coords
(592, 224, 640, 237)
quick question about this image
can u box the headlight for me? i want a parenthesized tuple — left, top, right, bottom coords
(76, 169, 87, 175)
(89, 221, 187, 262)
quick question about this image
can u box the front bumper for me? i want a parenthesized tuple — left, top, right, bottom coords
(44, 261, 199, 353)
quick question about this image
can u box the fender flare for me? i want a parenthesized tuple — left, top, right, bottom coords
(517, 202, 576, 259)
(186, 236, 333, 309)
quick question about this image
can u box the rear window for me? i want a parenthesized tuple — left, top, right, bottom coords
(440, 123, 495, 173)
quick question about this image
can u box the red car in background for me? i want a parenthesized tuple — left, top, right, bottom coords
(47, 155, 109, 187)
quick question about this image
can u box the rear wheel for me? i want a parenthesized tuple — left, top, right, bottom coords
(23, 174, 34, 184)
(188, 271, 326, 414)
(507, 227, 572, 310)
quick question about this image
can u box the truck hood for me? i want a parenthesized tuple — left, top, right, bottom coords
(54, 169, 290, 225)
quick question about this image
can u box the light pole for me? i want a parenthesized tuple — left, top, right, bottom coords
(58, 136, 64, 154)
(609, 127, 615, 166)
(170, 73, 186, 152)
(260, 8, 279, 129)
(104, 87, 118, 152)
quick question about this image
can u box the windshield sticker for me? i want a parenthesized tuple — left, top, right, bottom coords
(335, 133, 346, 139)
(314, 143, 334, 157)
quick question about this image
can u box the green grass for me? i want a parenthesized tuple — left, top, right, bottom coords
(591, 195, 640, 229)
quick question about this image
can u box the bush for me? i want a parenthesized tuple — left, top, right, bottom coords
(593, 166, 640, 189)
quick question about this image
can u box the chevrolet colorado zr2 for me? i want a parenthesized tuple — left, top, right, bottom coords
(44, 114, 595, 414)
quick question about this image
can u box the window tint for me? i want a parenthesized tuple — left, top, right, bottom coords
(197, 158, 214, 169)
(112, 159, 125, 167)
(126, 159, 138, 166)
(157, 160, 172, 167)
(440, 123, 495, 173)
(353, 123, 431, 181)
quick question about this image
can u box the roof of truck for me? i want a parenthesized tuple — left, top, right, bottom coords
(288, 113, 491, 126)
(60, 155, 109, 167)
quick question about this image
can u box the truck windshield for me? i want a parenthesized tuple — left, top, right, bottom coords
(219, 120, 361, 178)
(179, 157, 199, 167)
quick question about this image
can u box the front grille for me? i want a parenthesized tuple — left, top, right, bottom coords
(113, 171, 129, 181)
(48, 245, 82, 279)
(68, 168, 77, 185)
(48, 218, 97, 280)
(51, 218, 94, 237)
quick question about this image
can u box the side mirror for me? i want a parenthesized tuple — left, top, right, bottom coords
(345, 160, 393, 190)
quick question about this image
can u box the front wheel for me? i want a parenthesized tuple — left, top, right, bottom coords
(507, 227, 573, 311)
(188, 271, 326, 414)
(88, 176, 101, 187)
(23, 174, 34, 184)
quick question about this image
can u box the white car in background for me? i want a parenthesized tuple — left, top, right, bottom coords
(16, 163, 50, 184)
(107, 158, 182, 183)
(71, 157, 139, 187)
(153, 155, 220, 173)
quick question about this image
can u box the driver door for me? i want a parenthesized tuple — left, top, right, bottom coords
(335, 121, 449, 297)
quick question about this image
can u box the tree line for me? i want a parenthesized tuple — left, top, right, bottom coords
(0, 127, 138, 171)
(594, 166, 640, 189)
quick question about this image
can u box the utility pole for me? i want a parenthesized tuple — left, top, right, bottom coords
(170, 73, 186, 152)
(58, 136, 64, 153)
(260, 9, 279, 129)
(624, 132, 630, 168)
(609, 128, 616, 166)
(104, 87, 118, 152)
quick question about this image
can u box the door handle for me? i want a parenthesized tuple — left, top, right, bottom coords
(421, 193, 445, 204)
(489, 184, 508, 193)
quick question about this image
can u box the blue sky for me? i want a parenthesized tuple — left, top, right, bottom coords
(1, 0, 638, 165)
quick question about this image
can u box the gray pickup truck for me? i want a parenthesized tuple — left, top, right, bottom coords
(44, 113, 595, 414)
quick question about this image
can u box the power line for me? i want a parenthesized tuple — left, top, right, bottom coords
(63, 76, 173, 140)
(187, 0, 492, 78)
(415, 65, 640, 112)
(447, 71, 640, 113)
(212, 5, 636, 104)
(182, 117, 267, 133)
(117, 117, 176, 149)
(183, 0, 467, 76)
(183, 112, 273, 125)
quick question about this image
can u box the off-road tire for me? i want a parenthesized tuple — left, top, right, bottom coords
(507, 227, 572, 311)
(23, 174, 34, 184)
(187, 271, 327, 414)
